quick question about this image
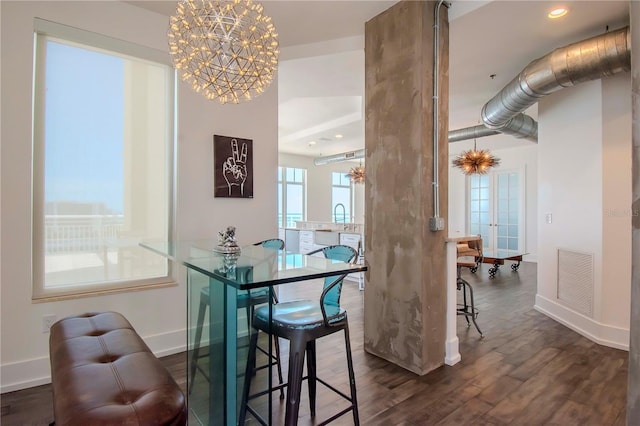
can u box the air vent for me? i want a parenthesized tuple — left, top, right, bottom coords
(345, 152, 356, 159)
(557, 249, 594, 317)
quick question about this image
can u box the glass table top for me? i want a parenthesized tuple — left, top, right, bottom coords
(141, 240, 367, 290)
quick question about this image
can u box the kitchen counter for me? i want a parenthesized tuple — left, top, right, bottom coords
(293, 221, 364, 234)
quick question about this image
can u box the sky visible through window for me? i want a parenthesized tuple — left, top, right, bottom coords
(45, 41, 124, 214)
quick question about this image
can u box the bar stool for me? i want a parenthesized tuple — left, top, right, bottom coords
(456, 240, 483, 337)
(240, 245, 359, 425)
(188, 239, 286, 396)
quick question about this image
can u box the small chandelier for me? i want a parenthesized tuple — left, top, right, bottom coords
(452, 140, 500, 175)
(167, 0, 279, 104)
(347, 162, 365, 184)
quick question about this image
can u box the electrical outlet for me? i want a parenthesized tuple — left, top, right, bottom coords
(42, 314, 57, 333)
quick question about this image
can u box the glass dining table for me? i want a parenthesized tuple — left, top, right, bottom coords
(141, 240, 367, 426)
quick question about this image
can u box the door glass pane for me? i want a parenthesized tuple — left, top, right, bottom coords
(498, 237, 508, 250)
(494, 171, 520, 252)
(479, 187, 489, 200)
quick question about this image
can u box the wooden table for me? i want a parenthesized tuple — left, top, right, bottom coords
(481, 250, 528, 278)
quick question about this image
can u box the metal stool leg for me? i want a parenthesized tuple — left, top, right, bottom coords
(343, 322, 360, 425)
(460, 279, 483, 337)
(239, 329, 260, 425)
(284, 335, 308, 426)
(306, 340, 317, 417)
(274, 337, 285, 400)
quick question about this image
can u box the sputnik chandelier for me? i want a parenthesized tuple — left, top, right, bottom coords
(167, 0, 279, 104)
(347, 162, 365, 184)
(452, 140, 500, 175)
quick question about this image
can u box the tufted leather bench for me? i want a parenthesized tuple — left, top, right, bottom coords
(49, 312, 187, 426)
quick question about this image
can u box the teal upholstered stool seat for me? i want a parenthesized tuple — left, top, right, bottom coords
(254, 300, 346, 331)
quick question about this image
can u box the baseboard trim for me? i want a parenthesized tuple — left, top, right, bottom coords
(1, 328, 187, 393)
(534, 294, 629, 351)
(445, 337, 461, 366)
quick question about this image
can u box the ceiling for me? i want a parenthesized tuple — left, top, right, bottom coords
(127, 0, 630, 158)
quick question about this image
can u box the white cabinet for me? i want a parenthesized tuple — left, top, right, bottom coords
(339, 233, 361, 251)
(299, 230, 315, 254)
(284, 229, 300, 252)
(339, 233, 364, 288)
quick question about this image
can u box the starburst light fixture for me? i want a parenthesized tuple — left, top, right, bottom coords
(347, 162, 366, 184)
(452, 140, 501, 175)
(167, 0, 279, 104)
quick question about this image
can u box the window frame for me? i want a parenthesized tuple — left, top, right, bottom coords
(277, 167, 307, 228)
(31, 19, 177, 300)
(331, 171, 353, 223)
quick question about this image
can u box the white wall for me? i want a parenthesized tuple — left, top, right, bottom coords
(602, 74, 633, 329)
(0, 1, 278, 392)
(536, 75, 631, 349)
(278, 153, 365, 224)
(448, 143, 538, 261)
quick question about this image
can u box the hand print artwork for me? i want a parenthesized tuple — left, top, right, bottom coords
(214, 135, 253, 198)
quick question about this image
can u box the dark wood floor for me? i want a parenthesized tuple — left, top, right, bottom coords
(1, 262, 628, 425)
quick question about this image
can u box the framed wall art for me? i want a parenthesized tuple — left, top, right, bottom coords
(213, 134, 253, 198)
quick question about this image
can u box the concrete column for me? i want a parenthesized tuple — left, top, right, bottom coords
(363, 0, 449, 375)
(627, 1, 640, 422)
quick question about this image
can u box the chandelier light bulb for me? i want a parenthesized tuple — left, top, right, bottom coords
(168, 0, 279, 104)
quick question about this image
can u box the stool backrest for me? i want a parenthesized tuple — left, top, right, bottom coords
(254, 238, 285, 250)
(317, 245, 357, 308)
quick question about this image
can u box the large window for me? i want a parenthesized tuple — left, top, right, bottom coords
(332, 172, 352, 223)
(277, 167, 306, 228)
(32, 19, 175, 299)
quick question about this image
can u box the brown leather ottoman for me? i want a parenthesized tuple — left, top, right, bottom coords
(49, 312, 186, 426)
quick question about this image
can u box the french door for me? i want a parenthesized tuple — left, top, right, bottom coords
(468, 169, 523, 252)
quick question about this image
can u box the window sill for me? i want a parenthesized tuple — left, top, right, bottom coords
(32, 280, 179, 303)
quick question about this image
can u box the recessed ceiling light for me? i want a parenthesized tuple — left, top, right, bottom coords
(335, 134, 343, 139)
(308, 141, 316, 146)
(548, 7, 568, 19)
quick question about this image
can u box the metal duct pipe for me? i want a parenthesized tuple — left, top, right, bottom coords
(448, 125, 500, 143)
(481, 26, 630, 130)
(448, 113, 537, 142)
(313, 149, 365, 166)
(497, 112, 538, 140)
